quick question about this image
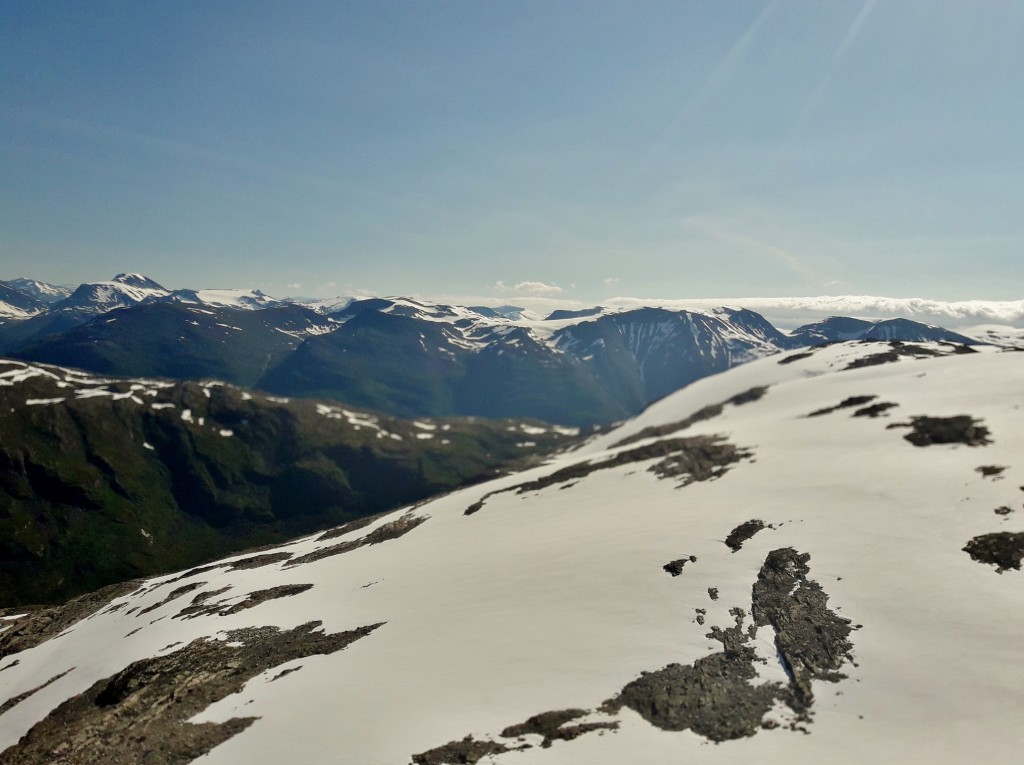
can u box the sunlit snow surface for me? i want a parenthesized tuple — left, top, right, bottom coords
(2, 343, 1023, 764)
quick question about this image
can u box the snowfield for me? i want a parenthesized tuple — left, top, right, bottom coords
(1, 341, 1022, 764)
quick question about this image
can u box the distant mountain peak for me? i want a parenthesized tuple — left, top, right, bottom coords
(111, 273, 165, 290)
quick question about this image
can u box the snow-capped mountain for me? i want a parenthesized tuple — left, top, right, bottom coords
(173, 288, 284, 311)
(0, 276, 1005, 426)
(0, 283, 48, 320)
(0, 278, 72, 304)
(2, 340, 1021, 764)
(789, 315, 978, 345)
(53, 272, 172, 314)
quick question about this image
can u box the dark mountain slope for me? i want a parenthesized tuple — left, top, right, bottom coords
(0, 360, 575, 606)
(11, 302, 335, 386)
(259, 310, 469, 418)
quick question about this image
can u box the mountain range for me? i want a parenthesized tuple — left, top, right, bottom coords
(0, 274, 987, 425)
(2, 338, 1021, 764)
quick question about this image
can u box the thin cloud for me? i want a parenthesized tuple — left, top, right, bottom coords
(626, 0, 779, 186)
(681, 214, 820, 282)
(778, 0, 879, 161)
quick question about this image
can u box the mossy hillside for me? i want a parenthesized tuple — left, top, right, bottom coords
(0, 362, 575, 606)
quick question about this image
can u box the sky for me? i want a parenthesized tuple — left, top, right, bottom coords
(2, 0, 1023, 305)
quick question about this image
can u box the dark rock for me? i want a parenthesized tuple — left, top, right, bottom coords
(663, 556, 697, 576)
(963, 532, 1024, 572)
(808, 395, 876, 417)
(976, 465, 1007, 478)
(844, 341, 941, 370)
(176, 584, 313, 620)
(611, 611, 781, 742)
(0, 668, 74, 717)
(412, 736, 512, 764)
(778, 352, 815, 365)
(467, 436, 750, 515)
(902, 416, 991, 447)
(612, 388, 767, 448)
(725, 520, 769, 552)
(286, 514, 427, 567)
(0, 581, 141, 662)
(500, 708, 616, 747)
(852, 402, 898, 418)
(0, 621, 381, 765)
(751, 548, 855, 711)
(136, 582, 205, 617)
(225, 552, 294, 570)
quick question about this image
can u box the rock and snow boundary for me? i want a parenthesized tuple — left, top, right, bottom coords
(1, 341, 1023, 764)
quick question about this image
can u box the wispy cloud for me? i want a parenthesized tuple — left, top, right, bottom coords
(681, 214, 821, 282)
(776, 0, 879, 163)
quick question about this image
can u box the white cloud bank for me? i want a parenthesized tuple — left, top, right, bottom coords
(494, 280, 565, 296)
(600, 295, 1024, 329)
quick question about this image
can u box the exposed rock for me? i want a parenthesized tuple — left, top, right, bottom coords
(963, 532, 1024, 572)
(994, 506, 1013, 516)
(316, 514, 381, 541)
(0, 668, 74, 716)
(808, 395, 877, 417)
(777, 351, 815, 365)
(663, 555, 697, 576)
(136, 582, 205, 617)
(500, 708, 616, 747)
(612, 388, 768, 449)
(611, 610, 781, 742)
(286, 515, 428, 567)
(725, 520, 769, 552)
(0, 621, 382, 765)
(224, 552, 294, 570)
(900, 416, 991, 447)
(852, 402, 898, 418)
(175, 584, 313, 620)
(844, 341, 940, 370)
(467, 436, 750, 515)
(0, 580, 141, 661)
(751, 548, 855, 710)
(977, 465, 1007, 478)
(411, 736, 513, 764)
(412, 547, 856, 757)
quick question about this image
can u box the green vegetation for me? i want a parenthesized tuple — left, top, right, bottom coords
(0, 361, 576, 606)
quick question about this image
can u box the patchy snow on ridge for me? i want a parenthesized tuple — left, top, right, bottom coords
(1, 342, 1023, 765)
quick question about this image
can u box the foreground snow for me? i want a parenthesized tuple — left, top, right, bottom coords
(1, 342, 1022, 764)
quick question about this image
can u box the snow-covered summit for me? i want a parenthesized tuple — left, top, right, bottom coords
(54, 274, 172, 314)
(2, 340, 1021, 764)
(0, 278, 71, 304)
(111, 272, 167, 291)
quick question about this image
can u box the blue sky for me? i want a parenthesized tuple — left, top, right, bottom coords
(2, 1, 1022, 303)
